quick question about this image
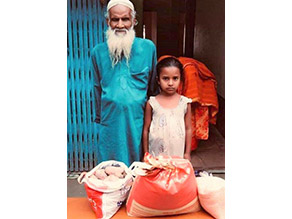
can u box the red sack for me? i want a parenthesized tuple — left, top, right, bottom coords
(126, 153, 201, 217)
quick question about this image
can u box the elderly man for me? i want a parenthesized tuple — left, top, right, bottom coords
(91, 0, 158, 166)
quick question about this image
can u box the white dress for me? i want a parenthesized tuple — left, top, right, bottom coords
(148, 95, 192, 158)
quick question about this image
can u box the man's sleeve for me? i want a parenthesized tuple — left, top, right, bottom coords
(91, 51, 101, 123)
(147, 44, 159, 97)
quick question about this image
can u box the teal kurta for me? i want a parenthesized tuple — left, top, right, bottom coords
(91, 37, 158, 166)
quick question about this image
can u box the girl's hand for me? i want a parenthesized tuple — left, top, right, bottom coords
(184, 153, 191, 162)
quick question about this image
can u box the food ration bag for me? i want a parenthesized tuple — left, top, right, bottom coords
(126, 152, 201, 217)
(77, 160, 133, 219)
(196, 172, 225, 219)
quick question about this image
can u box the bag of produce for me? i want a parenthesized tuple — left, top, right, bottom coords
(196, 171, 225, 219)
(77, 160, 133, 219)
(126, 152, 201, 217)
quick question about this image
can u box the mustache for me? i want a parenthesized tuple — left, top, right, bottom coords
(113, 28, 129, 36)
(114, 28, 128, 32)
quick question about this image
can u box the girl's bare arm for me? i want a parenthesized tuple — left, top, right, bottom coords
(142, 101, 152, 157)
(184, 103, 192, 161)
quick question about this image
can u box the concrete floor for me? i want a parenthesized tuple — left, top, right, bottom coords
(191, 124, 225, 172)
(67, 124, 225, 197)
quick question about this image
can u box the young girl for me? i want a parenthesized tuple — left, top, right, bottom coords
(142, 57, 192, 161)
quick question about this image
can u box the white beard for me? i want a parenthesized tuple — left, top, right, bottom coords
(106, 27, 135, 67)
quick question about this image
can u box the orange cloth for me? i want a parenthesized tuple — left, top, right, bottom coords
(67, 198, 214, 219)
(158, 56, 219, 150)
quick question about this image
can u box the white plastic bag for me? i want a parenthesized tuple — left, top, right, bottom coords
(196, 172, 225, 219)
(77, 160, 133, 219)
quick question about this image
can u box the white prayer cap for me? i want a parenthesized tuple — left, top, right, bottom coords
(107, 0, 135, 12)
